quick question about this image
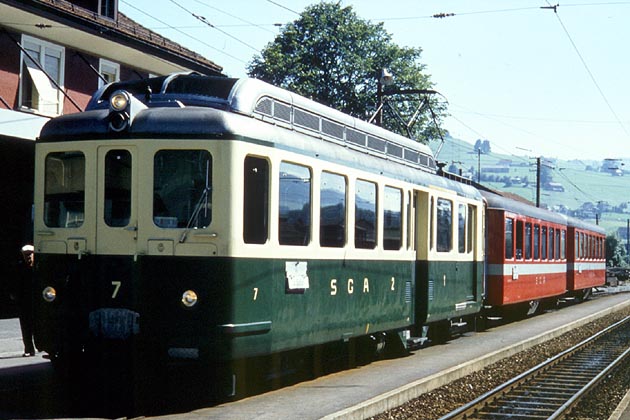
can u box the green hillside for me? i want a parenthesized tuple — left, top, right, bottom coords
(429, 136, 630, 236)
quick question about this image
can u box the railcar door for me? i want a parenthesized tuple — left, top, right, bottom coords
(95, 146, 137, 255)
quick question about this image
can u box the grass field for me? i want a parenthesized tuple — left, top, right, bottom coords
(429, 136, 630, 235)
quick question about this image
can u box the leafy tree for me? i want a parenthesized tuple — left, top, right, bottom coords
(247, 2, 444, 142)
(606, 234, 628, 268)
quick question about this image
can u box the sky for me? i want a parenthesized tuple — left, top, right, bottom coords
(119, 0, 630, 161)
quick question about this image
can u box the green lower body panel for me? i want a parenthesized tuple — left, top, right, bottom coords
(415, 260, 483, 326)
(33, 254, 414, 363)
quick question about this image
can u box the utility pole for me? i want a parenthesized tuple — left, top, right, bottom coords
(477, 149, 481, 183)
(536, 157, 541, 208)
(627, 219, 629, 265)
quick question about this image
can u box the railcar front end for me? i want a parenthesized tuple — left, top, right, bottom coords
(33, 75, 430, 392)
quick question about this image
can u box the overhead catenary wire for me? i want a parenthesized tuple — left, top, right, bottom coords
(542, 3, 630, 139)
(192, 0, 279, 34)
(120, 0, 247, 65)
(169, 0, 261, 53)
(265, 0, 301, 15)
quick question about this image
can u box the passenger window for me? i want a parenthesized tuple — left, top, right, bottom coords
(525, 222, 532, 259)
(505, 218, 514, 259)
(458, 204, 466, 253)
(320, 172, 346, 248)
(104, 150, 131, 227)
(153, 150, 212, 229)
(542, 227, 547, 259)
(436, 198, 452, 252)
(561, 230, 566, 259)
(429, 197, 434, 251)
(534, 225, 540, 260)
(576, 232, 580, 259)
(516, 220, 523, 260)
(243, 156, 269, 244)
(279, 162, 311, 246)
(555, 229, 561, 260)
(44, 151, 85, 228)
(549, 228, 555, 260)
(384, 186, 402, 250)
(355, 179, 377, 249)
(467, 205, 476, 253)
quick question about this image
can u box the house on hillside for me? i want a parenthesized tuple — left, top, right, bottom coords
(0, 0, 223, 315)
(601, 158, 624, 176)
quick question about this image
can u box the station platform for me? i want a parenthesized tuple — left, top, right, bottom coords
(154, 292, 630, 420)
(611, 389, 630, 420)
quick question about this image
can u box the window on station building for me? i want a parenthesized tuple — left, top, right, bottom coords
(243, 156, 269, 244)
(44, 151, 85, 228)
(436, 198, 453, 252)
(99, 59, 120, 89)
(534, 224, 540, 260)
(104, 150, 131, 227)
(384, 186, 402, 250)
(355, 179, 377, 249)
(20, 35, 64, 116)
(99, 0, 117, 19)
(153, 150, 212, 229)
(279, 162, 311, 246)
(541, 227, 548, 259)
(516, 220, 524, 260)
(320, 172, 346, 248)
(505, 218, 514, 259)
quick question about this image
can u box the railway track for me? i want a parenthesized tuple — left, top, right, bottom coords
(439, 315, 630, 420)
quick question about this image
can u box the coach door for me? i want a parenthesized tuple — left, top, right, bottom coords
(95, 146, 138, 255)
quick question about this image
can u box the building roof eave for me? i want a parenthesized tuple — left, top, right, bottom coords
(0, 0, 223, 75)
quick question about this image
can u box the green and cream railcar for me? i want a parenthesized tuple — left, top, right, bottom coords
(33, 74, 483, 379)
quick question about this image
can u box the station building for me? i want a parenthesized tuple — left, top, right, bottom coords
(0, 0, 223, 316)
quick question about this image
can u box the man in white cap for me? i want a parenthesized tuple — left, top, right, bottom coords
(18, 244, 36, 356)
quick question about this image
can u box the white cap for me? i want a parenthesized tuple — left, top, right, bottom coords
(21, 245, 34, 252)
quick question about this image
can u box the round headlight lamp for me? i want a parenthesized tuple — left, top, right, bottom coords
(110, 90, 129, 112)
(42, 286, 57, 303)
(181, 290, 198, 308)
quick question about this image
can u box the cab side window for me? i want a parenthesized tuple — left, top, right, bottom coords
(243, 156, 269, 244)
(279, 162, 311, 246)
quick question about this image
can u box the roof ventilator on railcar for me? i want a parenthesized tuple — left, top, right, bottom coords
(108, 89, 148, 132)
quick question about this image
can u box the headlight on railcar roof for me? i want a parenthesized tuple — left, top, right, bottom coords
(42, 286, 57, 303)
(181, 290, 198, 308)
(110, 90, 130, 112)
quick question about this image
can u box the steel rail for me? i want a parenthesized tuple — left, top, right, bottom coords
(438, 315, 630, 420)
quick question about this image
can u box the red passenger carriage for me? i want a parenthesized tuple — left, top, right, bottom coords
(566, 216, 606, 300)
(482, 191, 568, 315)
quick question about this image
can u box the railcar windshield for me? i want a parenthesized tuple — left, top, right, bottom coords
(153, 150, 212, 229)
(44, 151, 85, 228)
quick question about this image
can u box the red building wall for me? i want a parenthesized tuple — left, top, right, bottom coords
(0, 31, 22, 109)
